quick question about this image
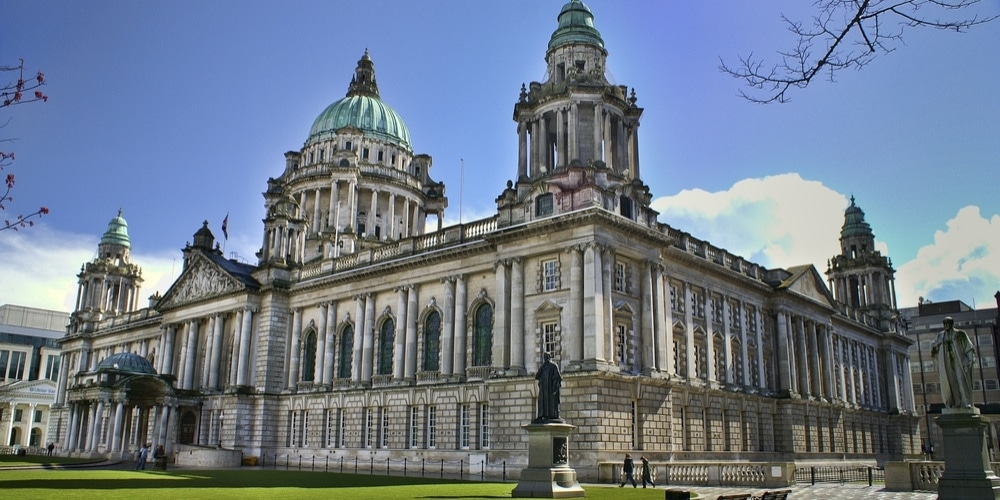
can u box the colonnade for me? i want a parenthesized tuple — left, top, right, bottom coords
(516, 101, 639, 180)
(62, 400, 175, 455)
(158, 307, 256, 391)
(73, 275, 141, 315)
(828, 268, 898, 311)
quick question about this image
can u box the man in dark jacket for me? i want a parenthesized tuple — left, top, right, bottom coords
(619, 453, 637, 488)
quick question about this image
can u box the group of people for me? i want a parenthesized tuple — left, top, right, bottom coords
(619, 453, 655, 488)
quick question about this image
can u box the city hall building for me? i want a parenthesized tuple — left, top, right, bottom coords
(48, 0, 919, 477)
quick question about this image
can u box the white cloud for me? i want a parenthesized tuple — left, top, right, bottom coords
(651, 173, 849, 271)
(896, 206, 1000, 308)
(0, 226, 183, 313)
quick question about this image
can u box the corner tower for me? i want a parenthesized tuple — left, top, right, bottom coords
(826, 197, 898, 327)
(499, 0, 655, 229)
(69, 210, 144, 334)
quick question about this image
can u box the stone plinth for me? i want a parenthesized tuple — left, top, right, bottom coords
(511, 422, 585, 498)
(936, 408, 1000, 500)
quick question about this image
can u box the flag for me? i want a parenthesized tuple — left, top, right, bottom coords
(222, 213, 229, 240)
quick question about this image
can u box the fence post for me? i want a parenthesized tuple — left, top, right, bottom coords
(370, 456, 374, 474)
(868, 466, 873, 487)
(354, 456, 358, 474)
(460, 459, 464, 480)
(298, 455, 302, 471)
(421, 458, 425, 477)
(811, 467, 815, 485)
(440, 458, 445, 478)
(386, 457, 390, 475)
(481, 460, 485, 481)
(503, 460, 506, 482)
(404, 457, 407, 476)
(326, 455, 329, 472)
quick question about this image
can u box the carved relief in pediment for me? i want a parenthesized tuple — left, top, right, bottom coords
(160, 258, 241, 308)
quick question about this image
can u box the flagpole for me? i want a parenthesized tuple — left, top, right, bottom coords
(459, 158, 464, 225)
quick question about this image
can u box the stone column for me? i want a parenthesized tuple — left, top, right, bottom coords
(517, 121, 528, 179)
(352, 296, 365, 381)
(601, 248, 613, 363)
(405, 285, 419, 379)
(185, 320, 199, 390)
(640, 262, 655, 372)
(582, 244, 605, 365)
(493, 260, 510, 370)
(807, 320, 822, 398)
(441, 279, 456, 376)
(510, 259, 525, 373)
(775, 309, 793, 394)
(755, 310, 766, 388)
(723, 299, 735, 385)
(453, 276, 467, 376)
(566, 246, 583, 364)
(323, 302, 336, 385)
(795, 316, 811, 397)
(394, 288, 407, 381)
(236, 308, 253, 386)
(110, 400, 125, 453)
(738, 302, 750, 386)
(658, 270, 673, 375)
(369, 190, 379, 238)
(362, 294, 375, 381)
(569, 102, 578, 161)
(314, 304, 327, 384)
(704, 291, 716, 383)
(287, 308, 302, 390)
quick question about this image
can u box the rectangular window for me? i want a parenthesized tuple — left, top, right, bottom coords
(691, 289, 705, 319)
(7, 351, 26, 380)
(45, 354, 60, 380)
(409, 406, 419, 448)
(974, 380, 983, 391)
(377, 150, 384, 162)
(978, 334, 994, 346)
(982, 356, 996, 368)
(923, 360, 936, 372)
(616, 323, 628, 366)
(365, 408, 374, 448)
(614, 262, 626, 292)
(287, 410, 297, 447)
(14, 408, 23, 422)
(362, 148, 370, 159)
(426, 406, 437, 449)
(380, 408, 389, 449)
(711, 296, 724, 325)
(460, 404, 470, 449)
(542, 259, 559, 292)
(480, 404, 490, 449)
(986, 379, 999, 391)
(542, 322, 558, 357)
(303, 411, 310, 447)
(326, 409, 335, 448)
(319, 148, 324, 161)
(630, 401, 637, 449)
(0, 350, 8, 381)
(338, 410, 346, 448)
(913, 383, 922, 393)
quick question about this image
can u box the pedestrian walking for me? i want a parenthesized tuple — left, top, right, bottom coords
(619, 453, 637, 488)
(640, 456, 656, 488)
(135, 443, 150, 470)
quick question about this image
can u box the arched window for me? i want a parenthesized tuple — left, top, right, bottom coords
(302, 330, 317, 382)
(472, 304, 493, 367)
(378, 319, 395, 376)
(423, 311, 441, 372)
(337, 325, 354, 379)
(29, 427, 41, 447)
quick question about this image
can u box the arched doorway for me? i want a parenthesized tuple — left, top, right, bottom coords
(179, 411, 197, 445)
(8, 427, 21, 446)
(29, 427, 42, 447)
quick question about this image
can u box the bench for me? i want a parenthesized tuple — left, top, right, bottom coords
(758, 490, 791, 500)
(716, 494, 752, 500)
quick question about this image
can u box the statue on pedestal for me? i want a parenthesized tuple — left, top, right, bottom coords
(931, 317, 976, 409)
(534, 352, 562, 423)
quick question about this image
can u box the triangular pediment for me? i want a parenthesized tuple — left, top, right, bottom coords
(157, 252, 247, 309)
(779, 265, 837, 308)
(0, 379, 57, 403)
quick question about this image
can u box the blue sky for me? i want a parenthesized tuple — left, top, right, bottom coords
(2, 0, 999, 313)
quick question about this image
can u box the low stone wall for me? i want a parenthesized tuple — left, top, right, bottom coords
(598, 461, 796, 488)
(174, 447, 243, 468)
(884, 461, 1000, 491)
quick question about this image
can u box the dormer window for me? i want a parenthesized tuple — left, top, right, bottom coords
(363, 148, 370, 159)
(536, 193, 554, 217)
(620, 197, 633, 219)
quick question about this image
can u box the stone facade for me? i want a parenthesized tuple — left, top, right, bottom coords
(47, 0, 919, 479)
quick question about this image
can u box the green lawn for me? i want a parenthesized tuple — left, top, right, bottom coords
(0, 468, 679, 500)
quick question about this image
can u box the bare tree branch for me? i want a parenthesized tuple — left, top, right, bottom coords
(1, 59, 49, 232)
(720, 0, 997, 103)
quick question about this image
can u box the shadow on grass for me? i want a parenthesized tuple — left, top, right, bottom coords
(0, 469, 509, 492)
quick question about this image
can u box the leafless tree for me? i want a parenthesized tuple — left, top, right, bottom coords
(2, 59, 49, 232)
(720, 0, 997, 103)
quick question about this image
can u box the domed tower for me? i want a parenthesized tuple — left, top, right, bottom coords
(499, 0, 655, 228)
(260, 50, 447, 266)
(69, 210, 144, 334)
(827, 196, 898, 328)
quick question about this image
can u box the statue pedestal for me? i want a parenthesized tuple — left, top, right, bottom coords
(511, 422, 585, 498)
(936, 408, 1000, 500)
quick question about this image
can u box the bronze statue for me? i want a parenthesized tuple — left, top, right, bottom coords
(534, 352, 562, 422)
(931, 317, 976, 408)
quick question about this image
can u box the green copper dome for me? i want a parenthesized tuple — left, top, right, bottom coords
(308, 51, 411, 149)
(548, 0, 604, 51)
(841, 196, 873, 238)
(100, 209, 131, 248)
